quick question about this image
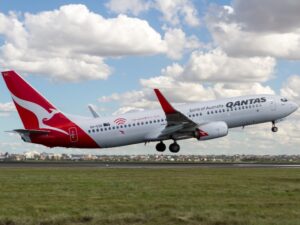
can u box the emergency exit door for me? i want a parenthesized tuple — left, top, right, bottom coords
(270, 98, 276, 111)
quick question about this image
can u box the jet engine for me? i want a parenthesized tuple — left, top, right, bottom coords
(194, 121, 228, 140)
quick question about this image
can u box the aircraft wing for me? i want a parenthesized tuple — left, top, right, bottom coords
(152, 89, 198, 140)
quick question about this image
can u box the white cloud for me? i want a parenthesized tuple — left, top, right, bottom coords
(106, 0, 151, 16)
(213, 82, 275, 98)
(0, 102, 15, 117)
(206, 3, 300, 59)
(0, 4, 201, 81)
(280, 75, 300, 104)
(99, 90, 145, 103)
(182, 49, 276, 82)
(98, 47, 276, 112)
(105, 0, 200, 27)
(0, 102, 15, 112)
(164, 28, 201, 59)
(113, 106, 145, 115)
(155, 0, 200, 27)
(0, 4, 168, 81)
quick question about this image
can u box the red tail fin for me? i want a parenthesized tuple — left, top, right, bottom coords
(2, 70, 58, 129)
(1, 70, 99, 148)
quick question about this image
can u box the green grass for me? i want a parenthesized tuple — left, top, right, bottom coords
(0, 167, 299, 225)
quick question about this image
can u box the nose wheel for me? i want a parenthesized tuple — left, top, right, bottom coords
(156, 141, 166, 152)
(169, 141, 180, 153)
(271, 121, 278, 132)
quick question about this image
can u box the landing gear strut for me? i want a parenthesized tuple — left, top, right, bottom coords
(271, 121, 278, 132)
(156, 141, 166, 152)
(169, 141, 180, 153)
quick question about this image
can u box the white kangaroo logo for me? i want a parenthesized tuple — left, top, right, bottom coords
(11, 93, 68, 135)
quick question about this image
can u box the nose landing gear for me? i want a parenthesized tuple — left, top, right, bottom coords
(271, 121, 278, 132)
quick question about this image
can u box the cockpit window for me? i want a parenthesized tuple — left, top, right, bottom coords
(281, 98, 288, 102)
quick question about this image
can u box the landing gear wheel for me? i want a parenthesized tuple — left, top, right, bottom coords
(169, 142, 180, 153)
(156, 142, 166, 152)
(271, 121, 278, 132)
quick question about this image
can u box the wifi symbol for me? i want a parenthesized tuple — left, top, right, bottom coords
(114, 118, 127, 125)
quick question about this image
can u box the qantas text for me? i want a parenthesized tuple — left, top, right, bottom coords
(226, 97, 266, 108)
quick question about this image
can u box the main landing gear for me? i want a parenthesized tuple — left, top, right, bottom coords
(169, 141, 180, 153)
(271, 121, 278, 132)
(155, 141, 180, 153)
(156, 141, 166, 152)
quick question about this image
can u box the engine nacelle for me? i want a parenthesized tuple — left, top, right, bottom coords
(194, 121, 228, 140)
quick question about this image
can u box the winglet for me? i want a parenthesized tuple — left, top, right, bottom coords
(154, 89, 176, 114)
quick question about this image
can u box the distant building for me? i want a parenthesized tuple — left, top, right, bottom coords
(24, 151, 40, 160)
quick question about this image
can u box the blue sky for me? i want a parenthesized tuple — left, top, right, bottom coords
(0, 0, 299, 155)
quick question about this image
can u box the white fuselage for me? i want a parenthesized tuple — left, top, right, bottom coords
(70, 95, 298, 148)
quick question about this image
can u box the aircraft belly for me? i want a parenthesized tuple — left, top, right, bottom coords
(226, 110, 273, 128)
(96, 130, 148, 148)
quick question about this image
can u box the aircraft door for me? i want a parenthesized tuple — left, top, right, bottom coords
(270, 98, 276, 111)
(69, 127, 78, 143)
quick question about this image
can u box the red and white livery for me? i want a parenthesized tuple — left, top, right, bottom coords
(1, 71, 298, 153)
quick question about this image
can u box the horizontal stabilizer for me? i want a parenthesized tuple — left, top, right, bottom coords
(7, 129, 50, 135)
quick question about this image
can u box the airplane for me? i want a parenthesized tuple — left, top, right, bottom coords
(1, 70, 299, 153)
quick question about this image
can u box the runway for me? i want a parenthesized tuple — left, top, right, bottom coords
(0, 162, 300, 168)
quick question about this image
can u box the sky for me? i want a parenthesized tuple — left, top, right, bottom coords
(0, 0, 299, 155)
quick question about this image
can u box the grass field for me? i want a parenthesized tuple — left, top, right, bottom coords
(0, 167, 299, 225)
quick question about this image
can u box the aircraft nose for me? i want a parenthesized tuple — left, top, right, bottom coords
(290, 101, 299, 112)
